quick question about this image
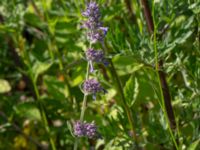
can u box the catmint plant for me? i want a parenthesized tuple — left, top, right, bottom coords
(74, 1, 108, 149)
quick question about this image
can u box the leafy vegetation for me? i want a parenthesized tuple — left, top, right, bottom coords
(0, 0, 199, 149)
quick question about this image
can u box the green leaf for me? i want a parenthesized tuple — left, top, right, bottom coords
(113, 55, 144, 76)
(67, 121, 74, 137)
(124, 75, 139, 107)
(14, 102, 41, 121)
(32, 61, 52, 82)
(70, 66, 85, 87)
(44, 75, 69, 100)
(187, 139, 200, 150)
(24, 13, 46, 28)
(0, 79, 11, 93)
(189, 2, 200, 14)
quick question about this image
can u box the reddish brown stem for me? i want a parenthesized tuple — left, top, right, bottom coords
(141, 0, 154, 33)
(158, 60, 176, 129)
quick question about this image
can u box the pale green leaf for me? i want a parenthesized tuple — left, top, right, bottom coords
(0, 79, 11, 93)
(187, 139, 200, 150)
(14, 103, 41, 121)
(32, 61, 52, 82)
(124, 75, 139, 107)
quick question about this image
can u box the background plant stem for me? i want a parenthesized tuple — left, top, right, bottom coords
(102, 43, 139, 149)
(7, 36, 57, 150)
(140, 0, 179, 149)
(31, 75, 57, 150)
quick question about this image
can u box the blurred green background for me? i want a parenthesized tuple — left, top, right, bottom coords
(0, 0, 199, 149)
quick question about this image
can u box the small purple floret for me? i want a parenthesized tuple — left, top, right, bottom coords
(82, 1, 108, 43)
(85, 122, 97, 138)
(82, 2, 100, 19)
(99, 27, 108, 35)
(74, 121, 85, 137)
(86, 48, 108, 72)
(74, 121, 97, 139)
(86, 48, 104, 62)
(83, 79, 104, 95)
(87, 30, 104, 43)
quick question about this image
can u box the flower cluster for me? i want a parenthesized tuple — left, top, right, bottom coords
(81, 1, 108, 98)
(83, 79, 106, 99)
(86, 48, 104, 62)
(82, 2, 108, 43)
(73, 1, 107, 142)
(86, 48, 108, 72)
(74, 121, 97, 139)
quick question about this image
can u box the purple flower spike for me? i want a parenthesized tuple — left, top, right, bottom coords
(82, 2, 100, 19)
(82, 1, 108, 43)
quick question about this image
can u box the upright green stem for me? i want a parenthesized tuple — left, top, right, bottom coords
(80, 63, 90, 121)
(80, 95, 88, 121)
(152, 1, 179, 149)
(31, 77, 56, 150)
(111, 61, 139, 145)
